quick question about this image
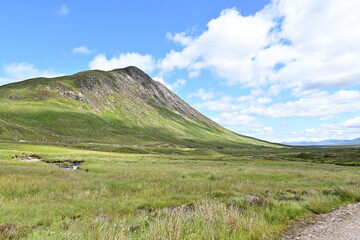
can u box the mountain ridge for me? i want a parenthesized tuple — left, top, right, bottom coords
(283, 137, 360, 146)
(0, 66, 278, 148)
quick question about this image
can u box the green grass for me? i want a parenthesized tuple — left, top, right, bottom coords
(268, 148, 360, 166)
(1, 67, 359, 239)
(1, 143, 360, 239)
(0, 69, 277, 149)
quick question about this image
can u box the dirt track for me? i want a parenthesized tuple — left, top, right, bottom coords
(283, 202, 360, 240)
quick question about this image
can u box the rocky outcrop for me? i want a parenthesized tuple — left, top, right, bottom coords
(57, 87, 86, 103)
(64, 91, 85, 102)
(72, 66, 216, 126)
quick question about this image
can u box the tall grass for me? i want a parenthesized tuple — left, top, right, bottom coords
(20, 189, 360, 240)
(1, 143, 360, 239)
(306, 195, 342, 214)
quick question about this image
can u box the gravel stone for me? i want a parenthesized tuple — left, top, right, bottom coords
(283, 202, 360, 240)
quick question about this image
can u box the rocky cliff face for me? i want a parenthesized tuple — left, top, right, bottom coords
(72, 66, 214, 126)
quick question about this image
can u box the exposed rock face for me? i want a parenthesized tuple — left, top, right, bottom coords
(73, 66, 214, 126)
(64, 91, 85, 102)
(57, 87, 86, 102)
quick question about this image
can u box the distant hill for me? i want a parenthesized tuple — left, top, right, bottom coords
(0, 66, 278, 148)
(283, 138, 360, 146)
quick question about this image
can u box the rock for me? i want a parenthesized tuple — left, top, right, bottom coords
(64, 91, 85, 102)
(56, 87, 86, 102)
(8, 95, 20, 99)
(245, 194, 268, 207)
(128, 224, 140, 232)
(20, 155, 41, 162)
(0, 223, 17, 237)
(72, 66, 216, 127)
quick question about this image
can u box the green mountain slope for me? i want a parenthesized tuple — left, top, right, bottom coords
(0, 66, 277, 148)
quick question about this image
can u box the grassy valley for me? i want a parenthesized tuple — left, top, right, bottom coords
(1, 67, 360, 239)
(0, 67, 274, 148)
(1, 143, 360, 239)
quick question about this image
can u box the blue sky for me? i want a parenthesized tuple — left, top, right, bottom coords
(1, 0, 360, 143)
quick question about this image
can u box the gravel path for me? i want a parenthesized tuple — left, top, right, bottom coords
(283, 202, 360, 240)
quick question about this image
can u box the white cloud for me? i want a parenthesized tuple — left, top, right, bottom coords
(212, 112, 261, 127)
(343, 116, 360, 128)
(159, 1, 360, 92)
(257, 97, 272, 104)
(247, 90, 360, 118)
(0, 62, 61, 85)
(263, 126, 274, 132)
(166, 32, 193, 46)
(72, 45, 91, 54)
(304, 128, 317, 133)
(152, 76, 166, 85)
(158, 7, 286, 84)
(193, 89, 360, 119)
(286, 116, 360, 142)
(193, 93, 265, 112)
(194, 96, 243, 112)
(58, 4, 69, 16)
(89, 53, 155, 72)
(320, 115, 337, 121)
(188, 88, 221, 100)
(251, 126, 279, 142)
(275, 0, 360, 91)
(153, 77, 186, 91)
(167, 78, 186, 91)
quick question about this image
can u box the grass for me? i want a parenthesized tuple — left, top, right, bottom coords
(1, 66, 359, 239)
(1, 142, 360, 239)
(273, 148, 360, 166)
(0, 69, 277, 148)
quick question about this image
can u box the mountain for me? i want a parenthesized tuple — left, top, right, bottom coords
(283, 138, 360, 146)
(0, 66, 277, 148)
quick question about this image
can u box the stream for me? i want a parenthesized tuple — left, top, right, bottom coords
(43, 160, 84, 170)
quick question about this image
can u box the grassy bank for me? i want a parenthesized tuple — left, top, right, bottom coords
(1, 143, 360, 239)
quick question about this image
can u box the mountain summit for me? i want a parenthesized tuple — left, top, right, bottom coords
(73, 66, 210, 124)
(0, 67, 275, 148)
